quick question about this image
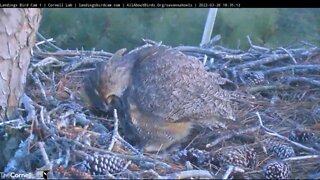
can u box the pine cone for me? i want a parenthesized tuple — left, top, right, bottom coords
(264, 139, 295, 159)
(214, 146, 256, 169)
(263, 161, 290, 179)
(171, 148, 210, 167)
(289, 129, 319, 144)
(239, 70, 265, 86)
(96, 133, 112, 147)
(84, 154, 129, 175)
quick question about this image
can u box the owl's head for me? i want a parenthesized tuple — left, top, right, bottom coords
(97, 48, 133, 100)
(81, 48, 133, 112)
(81, 44, 162, 112)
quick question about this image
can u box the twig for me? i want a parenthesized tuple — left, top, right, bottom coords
(93, 174, 116, 179)
(223, 53, 251, 61)
(235, 54, 290, 70)
(284, 77, 320, 86)
(36, 68, 52, 82)
(300, 40, 318, 48)
(279, 47, 297, 64)
(161, 170, 213, 179)
(123, 160, 132, 172)
(0, 119, 23, 127)
(246, 35, 270, 52)
(29, 72, 59, 107)
(175, 46, 222, 58)
(36, 38, 54, 46)
(33, 57, 65, 68)
(106, 109, 141, 155)
(38, 142, 53, 172)
(64, 148, 71, 167)
(144, 169, 161, 178)
(60, 109, 74, 119)
(36, 32, 62, 51)
(263, 64, 320, 75)
(29, 72, 48, 101)
(248, 85, 291, 93)
(63, 57, 104, 72)
(39, 106, 48, 127)
(108, 109, 119, 151)
(222, 165, 234, 179)
(36, 50, 113, 58)
(47, 104, 68, 116)
(213, 45, 245, 54)
(116, 135, 141, 155)
(142, 38, 162, 45)
(51, 70, 56, 87)
(284, 155, 320, 161)
(206, 126, 260, 148)
(256, 112, 320, 155)
(185, 161, 193, 170)
(22, 94, 37, 155)
(4, 134, 35, 172)
(56, 136, 171, 169)
(65, 68, 96, 75)
(203, 54, 208, 65)
(22, 94, 36, 122)
(37, 105, 54, 136)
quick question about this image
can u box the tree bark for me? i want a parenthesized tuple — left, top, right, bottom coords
(0, 8, 42, 120)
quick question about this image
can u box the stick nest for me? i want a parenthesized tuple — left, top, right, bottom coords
(1, 37, 319, 179)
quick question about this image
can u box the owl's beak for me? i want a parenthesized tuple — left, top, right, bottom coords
(106, 95, 114, 105)
(80, 86, 110, 113)
(105, 95, 123, 111)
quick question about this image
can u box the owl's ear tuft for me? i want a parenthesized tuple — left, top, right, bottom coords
(109, 48, 127, 62)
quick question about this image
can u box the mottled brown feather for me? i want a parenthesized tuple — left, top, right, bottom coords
(129, 45, 236, 124)
(83, 44, 238, 152)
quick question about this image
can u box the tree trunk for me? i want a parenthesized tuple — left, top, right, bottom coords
(0, 8, 42, 120)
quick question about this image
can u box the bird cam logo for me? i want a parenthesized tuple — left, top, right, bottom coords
(0, 172, 32, 179)
(41, 170, 49, 180)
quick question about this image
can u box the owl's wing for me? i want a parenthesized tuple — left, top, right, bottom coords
(130, 45, 236, 124)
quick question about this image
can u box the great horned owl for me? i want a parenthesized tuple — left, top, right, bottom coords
(82, 44, 237, 152)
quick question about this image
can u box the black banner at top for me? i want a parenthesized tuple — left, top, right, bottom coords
(0, 1, 319, 8)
